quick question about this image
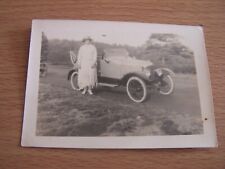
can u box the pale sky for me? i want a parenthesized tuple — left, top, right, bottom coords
(36, 20, 203, 48)
(41, 20, 152, 47)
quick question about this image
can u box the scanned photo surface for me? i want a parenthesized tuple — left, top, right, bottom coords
(21, 20, 217, 148)
(37, 26, 202, 136)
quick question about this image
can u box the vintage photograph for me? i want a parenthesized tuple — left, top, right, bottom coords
(37, 22, 203, 137)
(21, 20, 217, 148)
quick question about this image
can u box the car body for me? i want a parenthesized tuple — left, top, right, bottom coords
(68, 48, 175, 103)
(97, 48, 153, 85)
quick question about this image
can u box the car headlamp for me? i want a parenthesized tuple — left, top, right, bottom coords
(155, 68, 163, 76)
(144, 69, 151, 77)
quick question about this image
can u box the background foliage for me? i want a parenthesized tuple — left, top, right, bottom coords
(41, 32, 196, 73)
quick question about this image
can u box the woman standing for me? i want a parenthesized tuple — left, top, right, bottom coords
(77, 37, 98, 95)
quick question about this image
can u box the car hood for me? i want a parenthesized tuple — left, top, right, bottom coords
(108, 56, 153, 68)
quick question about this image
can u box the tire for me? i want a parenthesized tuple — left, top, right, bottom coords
(159, 75, 174, 95)
(126, 76, 147, 103)
(70, 71, 79, 90)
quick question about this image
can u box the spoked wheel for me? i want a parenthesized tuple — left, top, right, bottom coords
(159, 75, 174, 95)
(70, 71, 79, 90)
(126, 76, 147, 103)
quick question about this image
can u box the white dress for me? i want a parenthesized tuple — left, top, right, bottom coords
(77, 44, 98, 89)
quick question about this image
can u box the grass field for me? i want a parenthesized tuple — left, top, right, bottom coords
(36, 65, 203, 136)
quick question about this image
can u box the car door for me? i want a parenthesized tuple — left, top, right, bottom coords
(100, 56, 124, 80)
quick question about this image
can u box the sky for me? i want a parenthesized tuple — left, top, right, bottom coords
(41, 20, 152, 47)
(36, 20, 203, 48)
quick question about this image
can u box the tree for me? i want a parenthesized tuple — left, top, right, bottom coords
(41, 32, 48, 62)
(142, 33, 195, 73)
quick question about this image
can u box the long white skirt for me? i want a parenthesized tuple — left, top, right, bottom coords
(78, 66, 97, 89)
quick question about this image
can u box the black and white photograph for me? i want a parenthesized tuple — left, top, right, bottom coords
(21, 20, 217, 148)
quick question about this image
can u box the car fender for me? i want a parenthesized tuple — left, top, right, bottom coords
(158, 68, 175, 76)
(121, 72, 149, 85)
(68, 69, 78, 80)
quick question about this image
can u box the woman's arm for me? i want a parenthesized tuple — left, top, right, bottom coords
(77, 47, 82, 69)
(91, 46, 97, 68)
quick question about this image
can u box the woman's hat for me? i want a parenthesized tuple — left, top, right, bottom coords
(82, 36, 93, 42)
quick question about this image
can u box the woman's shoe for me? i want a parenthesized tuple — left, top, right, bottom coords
(82, 89, 87, 95)
(88, 89, 93, 95)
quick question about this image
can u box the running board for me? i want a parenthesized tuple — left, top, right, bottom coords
(98, 83, 118, 87)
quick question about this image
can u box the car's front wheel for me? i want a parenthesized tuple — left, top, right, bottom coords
(159, 75, 174, 95)
(126, 76, 147, 103)
(70, 71, 79, 90)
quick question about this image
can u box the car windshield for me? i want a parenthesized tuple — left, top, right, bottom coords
(104, 48, 130, 57)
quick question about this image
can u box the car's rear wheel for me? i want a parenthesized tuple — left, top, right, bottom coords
(126, 76, 147, 103)
(159, 75, 174, 95)
(70, 71, 79, 90)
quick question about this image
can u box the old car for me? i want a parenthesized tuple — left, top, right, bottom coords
(68, 48, 175, 103)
